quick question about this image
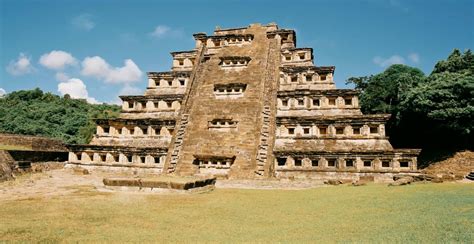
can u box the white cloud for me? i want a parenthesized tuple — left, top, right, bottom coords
(408, 53, 420, 64)
(373, 55, 405, 67)
(55, 72, 70, 82)
(57, 78, 99, 104)
(150, 25, 170, 38)
(72, 14, 95, 31)
(39, 50, 77, 70)
(6, 53, 34, 75)
(0, 88, 6, 97)
(81, 56, 142, 84)
(149, 25, 183, 39)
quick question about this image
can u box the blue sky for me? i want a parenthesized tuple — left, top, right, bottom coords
(1, 0, 473, 104)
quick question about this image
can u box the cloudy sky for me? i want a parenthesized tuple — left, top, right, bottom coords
(1, 0, 472, 104)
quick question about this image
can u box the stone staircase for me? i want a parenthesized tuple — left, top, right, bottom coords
(466, 171, 474, 181)
(255, 106, 271, 175)
(167, 114, 189, 173)
(165, 43, 207, 174)
(255, 39, 280, 176)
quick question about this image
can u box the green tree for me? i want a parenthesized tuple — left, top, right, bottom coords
(346, 64, 425, 146)
(347, 49, 473, 166)
(347, 64, 425, 116)
(0, 88, 120, 144)
(400, 49, 474, 141)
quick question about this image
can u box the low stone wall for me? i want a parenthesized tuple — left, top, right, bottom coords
(0, 133, 67, 151)
(275, 170, 420, 183)
(103, 177, 216, 190)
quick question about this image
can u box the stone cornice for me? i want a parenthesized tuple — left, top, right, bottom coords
(276, 114, 391, 125)
(219, 56, 252, 62)
(147, 71, 191, 78)
(282, 47, 313, 52)
(170, 50, 197, 57)
(207, 33, 254, 40)
(67, 144, 169, 153)
(280, 66, 335, 74)
(94, 118, 176, 126)
(274, 149, 421, 157)
(119, 94, 184, 101)
(277, 89, 359, 97)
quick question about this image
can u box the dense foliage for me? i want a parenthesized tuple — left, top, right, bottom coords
(401, 50, 474, 136)
(347, 64, 425, 119)
(347, 49, 474, 165)
(0, 88, 120, 144)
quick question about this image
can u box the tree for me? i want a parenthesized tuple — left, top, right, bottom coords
(347, 64, 425, 116)
(346, 64, 425, 146)
(0, 88, 121, 144)
(346, 49, 473, 166)
(400, 49, 474, 146)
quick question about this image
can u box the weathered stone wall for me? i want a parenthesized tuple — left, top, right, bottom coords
(0, 133, 67, 151)
(274, 171, 416, 183)
(0, 150, 14, 182)
(174, 24, 278, 178)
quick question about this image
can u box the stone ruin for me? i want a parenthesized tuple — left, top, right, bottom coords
(67, 23, 421, 181)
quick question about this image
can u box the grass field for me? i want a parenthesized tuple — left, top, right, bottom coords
(1, 183, 473, 242)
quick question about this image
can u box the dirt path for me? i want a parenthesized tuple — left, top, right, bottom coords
(0, 169, 106, 201)
(0, 169, 331, 201)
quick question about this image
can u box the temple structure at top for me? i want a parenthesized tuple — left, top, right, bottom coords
(67, 23, 421, 181)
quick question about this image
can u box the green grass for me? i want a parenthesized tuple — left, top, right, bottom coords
(0, 183, 473, 242)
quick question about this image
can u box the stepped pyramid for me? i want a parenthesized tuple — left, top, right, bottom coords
(68, 23, 421, 180)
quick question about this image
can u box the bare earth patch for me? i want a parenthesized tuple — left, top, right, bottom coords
(0, 169, 106, 201)
(423, 150, 474, 179)
(0, 169, 330, 201)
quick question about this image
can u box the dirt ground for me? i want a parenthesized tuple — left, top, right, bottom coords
(0, 169, 330, 201)
(0, 169, 105, 201)
(423, 150, 474, 178)
(2, 152, 474, 202)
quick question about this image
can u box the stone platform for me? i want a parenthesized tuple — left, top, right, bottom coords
(103, 176, 216, 190)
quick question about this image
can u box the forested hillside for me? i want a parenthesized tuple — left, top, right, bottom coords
(347, 49, 473, 166)
(0, 88, 120, 144)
